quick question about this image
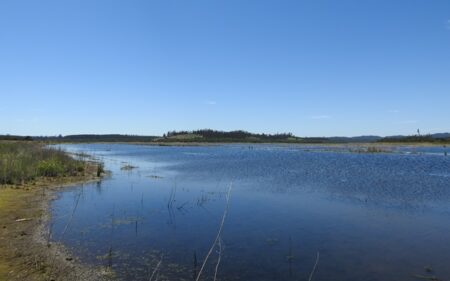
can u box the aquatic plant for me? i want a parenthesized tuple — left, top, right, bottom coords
(367, 146, 389, 153)
(349, 146, 390, 154)
(97, 163, 104, 177)
(120, 164, 137, 171)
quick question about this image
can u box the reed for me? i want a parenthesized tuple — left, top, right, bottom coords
(97, 163, 104, 177)
(0, 141, 87, 185)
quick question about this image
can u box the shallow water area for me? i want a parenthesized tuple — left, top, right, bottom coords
(51, 144, 450, 281)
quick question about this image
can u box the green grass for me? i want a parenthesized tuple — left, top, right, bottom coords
(0, 141, 87, 185)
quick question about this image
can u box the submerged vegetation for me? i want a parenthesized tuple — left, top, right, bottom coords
(0, 141, 94, 185)
(120, 164, 137, 171)
(349, 146, 392, 154)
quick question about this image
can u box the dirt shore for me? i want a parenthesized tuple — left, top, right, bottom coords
(0, 169, 114, 281)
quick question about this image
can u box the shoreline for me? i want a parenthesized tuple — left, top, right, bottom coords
(49, 141, 449, 147)
(0, 170, 113, 281)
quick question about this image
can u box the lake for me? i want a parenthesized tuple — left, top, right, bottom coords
(51, 144, 450, 281)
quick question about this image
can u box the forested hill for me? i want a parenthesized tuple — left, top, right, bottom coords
(161, 129, 304, 143)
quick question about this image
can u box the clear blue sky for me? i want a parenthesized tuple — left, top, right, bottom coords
(1, 0, 449, 137)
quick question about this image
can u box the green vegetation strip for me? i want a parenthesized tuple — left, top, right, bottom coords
(0, 141, 97, 185)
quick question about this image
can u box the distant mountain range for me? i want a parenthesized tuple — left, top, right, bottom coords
(423, 133, 450, 139)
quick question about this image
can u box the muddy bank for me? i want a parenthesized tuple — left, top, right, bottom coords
(0, 171, 114, 281)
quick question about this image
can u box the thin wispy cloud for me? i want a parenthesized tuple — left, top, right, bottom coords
(15, 117, 39, 123)
(447, 19, 450, 29)
(429, 128, 446, 132)
(388, 109, 400, 113)
(395, 120, 418, 124)
(204, 101, 217, 106)
(309, 115, 331, 120)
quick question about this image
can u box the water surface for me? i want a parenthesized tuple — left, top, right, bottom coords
(51, 144, 450, 281)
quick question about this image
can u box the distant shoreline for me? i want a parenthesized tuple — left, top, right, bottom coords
(50, 141, 449, 148)
(2, 130, 450, 145)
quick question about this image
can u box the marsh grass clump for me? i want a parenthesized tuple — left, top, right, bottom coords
(367, 146, 389, 153)
(36, 159, 65, 177)
(121, 164, 137, 171)
(0, 141, 91, 185)
(350, 146, 390, 154)
(97, 163, 105, 177)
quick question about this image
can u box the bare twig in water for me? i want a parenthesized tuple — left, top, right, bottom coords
(308, 251, 320, 281)
(193, 251, 198, 281)
(177, 201, 189, 211)
(108, 246, 113, 268)
(213, 238, 223, 281)
(287, 236, 293, 277)
(167, 185, 177, 209)
(61, 192, 81, 238)
(167, 184, 178, 225)
(149, 254, 163, 281)
(412, 274, 440, 281)
(196, 182, 232, 281)
(15, 218, 32, 222)
(47, 190, 82, 281)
